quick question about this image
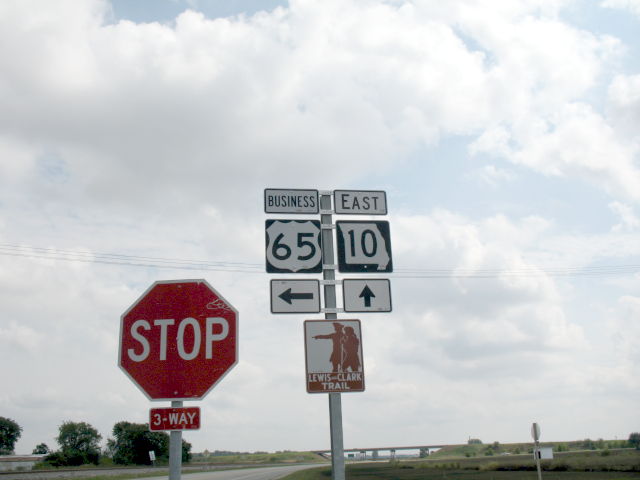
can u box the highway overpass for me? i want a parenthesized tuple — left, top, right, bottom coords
(312, 444, 461, 459)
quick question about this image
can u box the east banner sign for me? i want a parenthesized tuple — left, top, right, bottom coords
(119, 279, 238, 401)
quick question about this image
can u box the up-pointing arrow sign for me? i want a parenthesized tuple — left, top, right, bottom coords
(359, 285, 375, 307)
(271, 280, 320, 314)
(343, 279, 391, 312)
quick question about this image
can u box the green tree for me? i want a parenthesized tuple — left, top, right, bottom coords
(182, 438, 192, 463)
(629, 432, 640, 450)
(108, 422, 169, 465)
(0, 417, 22, 455)
(32, 443, 50, 454)
(55, 421, 102, 465)
(107, 421, 192, 465)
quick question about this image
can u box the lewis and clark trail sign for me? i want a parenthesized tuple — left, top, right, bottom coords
(304, 319, 365, 393)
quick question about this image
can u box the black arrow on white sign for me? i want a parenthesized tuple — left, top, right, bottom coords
(279, 288, 314, 305)
(359, 285, 376, 307)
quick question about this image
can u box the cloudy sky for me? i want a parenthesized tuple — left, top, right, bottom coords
(1, 0, 639, 455)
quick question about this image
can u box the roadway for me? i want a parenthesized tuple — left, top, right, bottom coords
(150, 465, 319, 480)
(0, 464, 319, 480)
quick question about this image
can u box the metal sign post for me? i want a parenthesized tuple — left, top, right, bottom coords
(532, 422, 542, 480)
(169, 401, 183, 480)
(320, 192, 346, 480)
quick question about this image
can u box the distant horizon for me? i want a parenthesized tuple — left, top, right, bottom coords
(4, 435, 635, 457)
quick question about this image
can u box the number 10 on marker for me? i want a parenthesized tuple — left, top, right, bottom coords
(336, 221, 393, 273)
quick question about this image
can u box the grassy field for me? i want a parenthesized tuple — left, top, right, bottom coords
(283, 449, 640, 480)
(429, 440, 630, 459)
(190, 451, 327, 464)
(286, 466, 640, 480)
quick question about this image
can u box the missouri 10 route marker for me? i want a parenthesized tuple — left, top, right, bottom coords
(336, 220, 392, 273)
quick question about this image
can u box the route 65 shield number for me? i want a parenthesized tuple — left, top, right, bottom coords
(265, 220, 323, 273)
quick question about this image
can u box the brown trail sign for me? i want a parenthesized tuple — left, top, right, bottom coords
(304, 319, 364, 393)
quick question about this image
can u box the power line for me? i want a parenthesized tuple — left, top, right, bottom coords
(392, 264, 640, 278)
(0, 243, 638, 278)
(0, 244, 263, 273)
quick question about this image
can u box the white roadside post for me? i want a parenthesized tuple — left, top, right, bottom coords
(320, 191, 346, 480)
(532, 422, 542, 480)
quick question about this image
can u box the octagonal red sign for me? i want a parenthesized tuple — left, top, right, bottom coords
(119, 279, 238, 401)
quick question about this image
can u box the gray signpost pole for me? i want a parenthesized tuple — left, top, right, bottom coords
(320, 192, 346, 480)
(169, 401, 183, 480)
(532, 423, 542, 480)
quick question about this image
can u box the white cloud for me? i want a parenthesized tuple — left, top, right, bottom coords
(609, 201, 640, 231)
(472, 164, 517, 187)
(609, 296, 640, 369)
(0, 136, 38, 182)
(608, 73, 640, 139)
(390, 210, 584, 381)
(0, 321, 43, 352)
(601, 0, 640, 17)
(0, 0, 629, 215)
(470, 126, 513, 158)
(478, 103, 640, 202)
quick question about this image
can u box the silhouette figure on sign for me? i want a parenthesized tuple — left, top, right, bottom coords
(312, 322, 361, 373)
(342, 326, 361, 372)
(313, 322, 344, 372)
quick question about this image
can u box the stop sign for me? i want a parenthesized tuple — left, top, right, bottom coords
(119, 279, 238, 401)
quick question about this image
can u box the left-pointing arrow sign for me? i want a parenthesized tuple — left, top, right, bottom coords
(271, 279, 321, 314)
(279, 288, 315, 304)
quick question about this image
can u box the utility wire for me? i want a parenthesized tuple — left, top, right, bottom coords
(0, 243, 638, 278)
(0, 244, 262, 273)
